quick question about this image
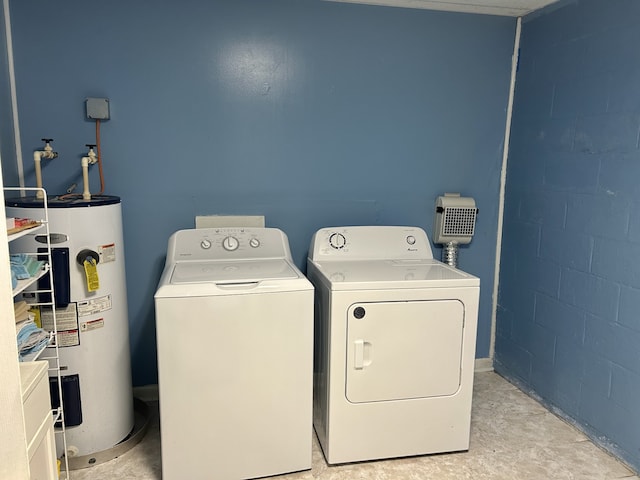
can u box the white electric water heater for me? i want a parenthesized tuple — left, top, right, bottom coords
(6, 195, 134, 461)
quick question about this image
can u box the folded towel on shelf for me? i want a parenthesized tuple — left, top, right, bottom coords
(10, 254, 44, 280)
(14, 301, 31, 322)
(16, 318, 50, 362)
(15, 314, 35, 335)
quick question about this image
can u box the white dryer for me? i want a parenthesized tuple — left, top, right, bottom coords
(155, 227, 313, 480)
(307, 226, 480, 465)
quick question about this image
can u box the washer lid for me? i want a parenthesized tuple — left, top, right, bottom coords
(170, 259, 300, 284)
(310, 259, 479, 290)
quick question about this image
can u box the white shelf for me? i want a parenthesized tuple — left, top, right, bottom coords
(12, 263, 49, 297)
(8, 222, 44, 242)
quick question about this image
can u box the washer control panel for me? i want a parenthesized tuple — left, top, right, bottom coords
(310, 226, 434, 261)
(168, 227, 290, 262)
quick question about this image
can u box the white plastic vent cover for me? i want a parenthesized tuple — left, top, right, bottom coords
(433, 193, 477, 245)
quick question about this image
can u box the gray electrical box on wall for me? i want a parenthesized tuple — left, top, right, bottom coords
(86, 97, 110, 120)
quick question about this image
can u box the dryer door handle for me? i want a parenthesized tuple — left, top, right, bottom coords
(353, 340, 372, 369)
(354, 340, 364, 369)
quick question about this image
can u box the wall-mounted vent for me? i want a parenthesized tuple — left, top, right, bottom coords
(440, 206, 477, 238)
(433, 193, 478, 267)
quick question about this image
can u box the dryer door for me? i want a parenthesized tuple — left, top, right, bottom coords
(346, 300, 464, 403)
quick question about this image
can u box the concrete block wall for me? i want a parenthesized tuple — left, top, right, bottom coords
(495, 0, 640, 471)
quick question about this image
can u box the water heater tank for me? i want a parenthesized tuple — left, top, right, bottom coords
(6, 195, 134, 460)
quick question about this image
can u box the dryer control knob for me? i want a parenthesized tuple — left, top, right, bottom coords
(406, 235, 416, 245)
(222, 236, 240, 251)
(249, 238, 260, 248)
(329, 233, 346, 249)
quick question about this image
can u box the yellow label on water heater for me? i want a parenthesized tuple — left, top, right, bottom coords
(84, 258, 100, 292)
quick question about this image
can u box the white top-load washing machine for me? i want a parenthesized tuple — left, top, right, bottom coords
(307, 226, 480, 465)
(155, 227, 313, 480)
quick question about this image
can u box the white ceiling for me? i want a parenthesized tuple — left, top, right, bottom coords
(323, 0, 562, 16)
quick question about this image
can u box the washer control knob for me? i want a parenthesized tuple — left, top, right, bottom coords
(353, 307, 366, 319)
(329, 233, 346, 249)
(222, 236, 239, 251)
(406, 235, 416, 245)
(249, 238, 260, 248)
(200, 239, 212, 250)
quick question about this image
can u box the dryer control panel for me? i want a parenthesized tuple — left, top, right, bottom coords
(166, 227, 293, 262)
(309, 226, 434, 261)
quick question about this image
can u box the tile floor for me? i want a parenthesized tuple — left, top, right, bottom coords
(70, 372, 639, 480)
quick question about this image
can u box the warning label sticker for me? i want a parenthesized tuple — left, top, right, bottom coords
(56, 329, 80, 347)
(80, 318, 104, 332)
(41, 304, 78, 332)
(99, 243, 116, 263)
(77, 294, 112, 317)
(40, 304, 80, 347)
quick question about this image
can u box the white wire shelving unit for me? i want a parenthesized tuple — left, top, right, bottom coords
(6, 186, 70, 479)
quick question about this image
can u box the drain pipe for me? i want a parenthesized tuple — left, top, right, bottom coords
(490, 17, 522, 361)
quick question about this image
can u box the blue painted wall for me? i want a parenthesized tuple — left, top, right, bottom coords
(3, 0, 515, 385)
(496, 0, 640, 471)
